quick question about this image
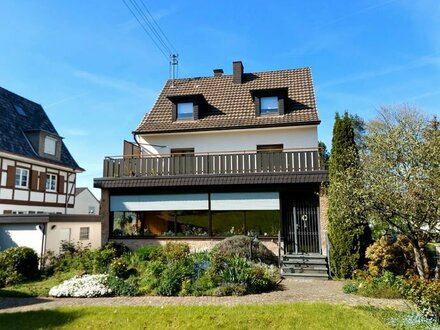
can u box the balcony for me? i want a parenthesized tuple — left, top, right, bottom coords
(102, 149, 326, 178)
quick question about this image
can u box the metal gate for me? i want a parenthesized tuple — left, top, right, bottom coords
(283, 195, 321, 254)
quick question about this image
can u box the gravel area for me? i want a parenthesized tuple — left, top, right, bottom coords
(0, 279, 412, 314)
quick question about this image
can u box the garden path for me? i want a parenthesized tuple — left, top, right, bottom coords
(0, 279, 411, 314)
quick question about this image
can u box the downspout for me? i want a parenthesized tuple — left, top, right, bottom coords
(39, 223, 46, 270)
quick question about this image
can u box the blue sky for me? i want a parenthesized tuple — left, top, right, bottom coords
(1, 0, 439, 198)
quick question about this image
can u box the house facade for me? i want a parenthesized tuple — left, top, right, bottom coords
(0, 87, 83, 214)
(66, 187, 100, 215)
(95, 61, 329, 264)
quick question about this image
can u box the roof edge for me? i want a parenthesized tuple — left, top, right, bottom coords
(133, 120, 321, 135)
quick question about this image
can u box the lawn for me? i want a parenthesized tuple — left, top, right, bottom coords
(0, 271, 79, 297)
(0, 303, 397, 330)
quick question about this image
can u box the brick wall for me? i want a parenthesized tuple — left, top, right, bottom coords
(319, 189, 329, 256)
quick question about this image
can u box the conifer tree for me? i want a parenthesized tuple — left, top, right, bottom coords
(328, 112, 370, 278)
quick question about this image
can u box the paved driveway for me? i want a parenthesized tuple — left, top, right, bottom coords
(0, 279, 411, 314)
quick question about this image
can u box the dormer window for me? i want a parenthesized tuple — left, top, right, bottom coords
(252, 88, 288, 117)
(177, 102, 194, 120)
(260, 96, 279, 115)
(44, 136, 57, 155)
(169, 94, 205, 122)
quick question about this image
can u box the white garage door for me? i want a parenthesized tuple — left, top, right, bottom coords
(0, 224, 44, 255)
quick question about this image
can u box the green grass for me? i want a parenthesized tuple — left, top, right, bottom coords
(0, 303, 395, 330)
(0, 271, 78, 297)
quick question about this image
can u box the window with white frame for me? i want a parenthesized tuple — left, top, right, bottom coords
(79, 227, 90, 240)
(46, 174, 57, 192)
(15, 168, 29, 188)
(44, 136, 57, 155)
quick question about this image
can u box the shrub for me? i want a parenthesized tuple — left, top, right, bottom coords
(190, 272, 216, 296)
(109, 257, 131, 279)
(138, 260, 166, 294)
(106, 275, 139, 296)
(156, 261, 191, 296)
(49, 274, 111, 297)
(344, 271, 403, 299)
(247, 263, 280, 293)
(365, 235, 415, 277)
(221, 257, 252, 285)
(104, 242, 130, 258)
(212, 235, 277, 265)
(162, 242, 190, 262)
(213, 283, 247, 296)
(132, 245, 163, 263)
(396, 277, 440, 321)
(87, 246, 118, 274)
(0, 247, 39, 286)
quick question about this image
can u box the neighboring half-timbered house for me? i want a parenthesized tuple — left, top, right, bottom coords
(0, 87, 84, 215)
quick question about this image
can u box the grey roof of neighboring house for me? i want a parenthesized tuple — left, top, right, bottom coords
(0, 86, 82, 170)
(75, 187, 100, 203)
(135, 66, 319, 134)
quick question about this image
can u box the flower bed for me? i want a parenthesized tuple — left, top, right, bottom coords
(49, 274, 111, 298)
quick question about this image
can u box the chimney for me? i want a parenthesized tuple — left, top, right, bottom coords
(213, 68, 224, 77)
(232, 61, 243, 84)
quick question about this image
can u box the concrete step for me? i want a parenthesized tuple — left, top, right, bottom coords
(283, 259, 328, 266)
(282, 267, 328, 275)
(282, 272, 329, 280)
(281, 253, 329, 280)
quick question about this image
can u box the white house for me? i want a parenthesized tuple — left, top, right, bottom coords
(67, 187, 100, 215)
(95, 61, 329, 278)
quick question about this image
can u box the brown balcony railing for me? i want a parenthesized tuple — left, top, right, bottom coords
(103, 149, 326, 178)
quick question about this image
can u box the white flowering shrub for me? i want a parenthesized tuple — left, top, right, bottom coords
(49, 274, 111, 298)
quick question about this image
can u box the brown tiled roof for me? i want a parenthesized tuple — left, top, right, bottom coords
(94, 171, 328, 189)
(135, 67, 319, 134)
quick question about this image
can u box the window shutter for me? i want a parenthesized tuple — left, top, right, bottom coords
(30, 170, 38, 191)
(58, 175, 65, 194)
(39, 172, 47, 191)
(6, 166, 15, 187)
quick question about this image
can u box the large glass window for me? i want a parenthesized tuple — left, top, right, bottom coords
(176, 211, 209, 236)
(15, 168, 29, 188)
(260, 96, 278, 115)
(111, 210, 209, 237)
(177, 102, 193, 120)
(212, 210, 279, 237)
(110, 206, 278, 238)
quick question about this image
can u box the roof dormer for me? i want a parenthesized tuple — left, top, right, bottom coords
(25, 129, 62, 161)
(168, 94, 206, 121)
(251, 88, 289, 117)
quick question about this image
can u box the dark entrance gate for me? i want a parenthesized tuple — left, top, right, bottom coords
(283, 195, 321, 254)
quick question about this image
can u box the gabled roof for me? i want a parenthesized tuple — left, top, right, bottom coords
(0, 86, 82, 171)
(75, 187, 100, 203)
(135, 66, 319, 134)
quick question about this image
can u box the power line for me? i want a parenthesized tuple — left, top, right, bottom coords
(121, 0, 169, 61)
(128, 0, 172, 55)
(121, 0, 179, 79)
(138, 0, 177, 54)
